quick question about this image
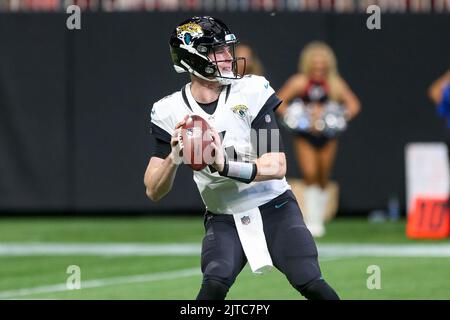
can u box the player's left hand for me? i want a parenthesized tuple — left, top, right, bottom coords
(209, 127, 225, 173)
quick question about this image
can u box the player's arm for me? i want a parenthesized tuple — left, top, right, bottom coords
(252, 107, 287, 181)
(209, 148, 286, 183)
(338, 77, 361, 120)
(276, 74, 307, 116)
(144, 116, 188, 202)
(144, 154, 178, 202)
(253, 152, 286, 182)
(428, 70, 450, 105)
(209, 110, 286, 183)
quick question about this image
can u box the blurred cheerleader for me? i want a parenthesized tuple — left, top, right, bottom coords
(277, 41, 361, 237)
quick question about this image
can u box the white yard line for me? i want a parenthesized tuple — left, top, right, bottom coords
(1, 243, 450, 299)
(0, 267, 200, 299)
(1, 243, 450, 257)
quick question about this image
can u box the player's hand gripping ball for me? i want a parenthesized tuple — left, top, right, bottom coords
(180, 115, 215, 171)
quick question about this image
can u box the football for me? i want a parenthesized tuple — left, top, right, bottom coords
(180, 115, 214, 171)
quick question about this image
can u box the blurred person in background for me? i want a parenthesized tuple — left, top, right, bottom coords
(235, 43, 265, 76)
(276, 41, 360, 237)
(428, 69, 450, 130)
(428, 69, 450, 181)
(428, 69, 450, 213)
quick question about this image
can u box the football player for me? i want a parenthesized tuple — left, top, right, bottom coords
(144, 16, 339, 300)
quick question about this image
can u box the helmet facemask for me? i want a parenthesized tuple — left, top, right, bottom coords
(199, 39, 246, 85)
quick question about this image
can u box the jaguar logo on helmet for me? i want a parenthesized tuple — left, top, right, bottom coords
(176, 22, 204, 46)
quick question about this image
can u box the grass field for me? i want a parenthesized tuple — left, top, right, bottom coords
(0, 217, 449, 300)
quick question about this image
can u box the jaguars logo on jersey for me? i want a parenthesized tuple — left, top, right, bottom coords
(231, 104, 248, 119)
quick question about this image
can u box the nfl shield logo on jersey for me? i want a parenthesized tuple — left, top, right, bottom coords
(241, 216, 251, 225)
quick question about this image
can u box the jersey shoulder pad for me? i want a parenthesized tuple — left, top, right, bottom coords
(236, 75, 279, 121)
(150, 91, 181, 142)
(235, 75, 271, 94)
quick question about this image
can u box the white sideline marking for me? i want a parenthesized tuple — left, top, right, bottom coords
(1, 243, 450, 257)
(0, 267, 200, 299)
(318, 244, 450, 257)
(0, 243, 200, 256)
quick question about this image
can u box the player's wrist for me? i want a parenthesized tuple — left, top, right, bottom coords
(218, 157, 257, 184)
(169, 148, 183, 166)
(168, 153, 178, 166)
(219, 154, 229, 175)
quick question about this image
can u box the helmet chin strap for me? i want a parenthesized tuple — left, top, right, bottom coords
(216, 72, 236, 85)
(180, 60, 235, 85)
(216, 78, 234, 85)
(180, 60, 217, 82)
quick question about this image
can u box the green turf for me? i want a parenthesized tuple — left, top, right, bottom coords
(0, 217, 449, 299)
(0, 216, 448, 244)
(0, 217, 204, 243)
(2, 256, 449, 299)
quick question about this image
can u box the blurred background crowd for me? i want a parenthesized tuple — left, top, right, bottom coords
(1, 0, 450, 12)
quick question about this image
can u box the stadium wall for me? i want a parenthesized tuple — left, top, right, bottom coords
(0, 12, 449, 216)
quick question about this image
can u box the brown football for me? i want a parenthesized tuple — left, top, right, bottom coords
(180, 115, 214, 171)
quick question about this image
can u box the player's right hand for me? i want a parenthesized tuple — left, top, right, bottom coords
(169, 115, 189, 165)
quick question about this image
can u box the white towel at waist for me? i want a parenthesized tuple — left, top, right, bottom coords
(232, 207, 273, 274)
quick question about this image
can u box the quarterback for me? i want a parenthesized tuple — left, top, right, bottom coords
(144, 16, 339, 300)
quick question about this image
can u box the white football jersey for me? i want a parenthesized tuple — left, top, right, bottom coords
(150, 75, 290, 215)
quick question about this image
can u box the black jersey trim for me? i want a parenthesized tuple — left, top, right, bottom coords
(181, 85, 193, 111)
(251, 93, 282, 125)
(149, 123, 171, 143)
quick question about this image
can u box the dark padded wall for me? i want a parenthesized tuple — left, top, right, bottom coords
(0, 12, 449, 214)
(0, 14, 68, 210)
